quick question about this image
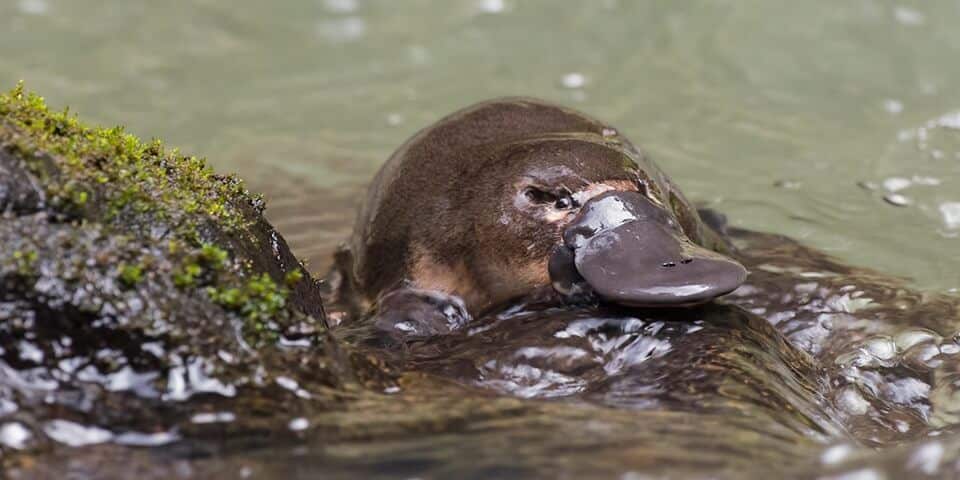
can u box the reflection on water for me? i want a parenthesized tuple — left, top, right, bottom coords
(5, 0, 960, 478)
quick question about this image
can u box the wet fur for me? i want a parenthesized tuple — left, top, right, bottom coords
(335, 98, 732, 317)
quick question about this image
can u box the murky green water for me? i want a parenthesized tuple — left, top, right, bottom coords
(5, 1, 960, 478)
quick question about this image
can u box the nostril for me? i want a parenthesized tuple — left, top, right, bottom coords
(680, 258, 693, 264)
(661, 261, 677, 268)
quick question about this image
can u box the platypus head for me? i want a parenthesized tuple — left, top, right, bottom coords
(353, 98, 746, 315)
(471, 131, 747, 309)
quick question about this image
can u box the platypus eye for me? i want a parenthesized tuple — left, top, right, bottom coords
(554, 194, 576, 210)
(524, 187, 559, 205)
(524, 187, 578, 210)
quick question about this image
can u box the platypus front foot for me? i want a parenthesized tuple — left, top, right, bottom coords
(372, 288, 473, 338)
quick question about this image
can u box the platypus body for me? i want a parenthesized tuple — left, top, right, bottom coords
(332, 98, 746, 337)
(315, 97, 960, 476)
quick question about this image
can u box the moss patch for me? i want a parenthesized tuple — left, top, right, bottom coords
(0, 83, 257, 234)
(0, 83, 301, 345)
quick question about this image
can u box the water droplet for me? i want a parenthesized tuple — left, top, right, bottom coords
(315, 17, 366, 43)
(883, 193, 911, 207)
(882, 377, 930, 405)
(862, 336, 896, 360)
(601, 127, 617, 138)
(894, 329, 940, 351)
(17, 0, 48, 15)
(883, 99, 904, 114)
(0, 398, 17, 416)
(894, 6, 926, 26)
(934, 111, 960, 130)
(114, 430, 180, 446)
(940, 343, 960, 355)
(322, 0, 358, 13)
(836, 386, 870, 415)
(407, 44, 430, 65)
(164, 357, 237, 401)
(386, 113, 404, 126)
(882, 177, 911, 192)
(276, 375, 312, 399)
(828, 293, 873, 313)
(939, 203, 960, 229)
(820, 443, 855, 465)
(217, 349, 237, 364)
(191, 411, 236, 424)
(907, 441, 944, 474)
(288, 417, 309, 431)
(478, 0, 506, 14)
(773, 179, 801, 189)
(277, 376, 298, 390)
(561, 73, 587, 89)
(827, 468, 884, 480)
(895, 419, 911, 433)
(903, 343, 943, 370)
(0, 422, 32, 450)
(912, 175, 941, 186)
(43, 419, 113, 447)
(17, 340, 43, 363)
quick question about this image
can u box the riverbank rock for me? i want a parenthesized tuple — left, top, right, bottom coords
(0, 84, 393, 464)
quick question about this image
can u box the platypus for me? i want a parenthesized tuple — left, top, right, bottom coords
(332, 98, 747, 337)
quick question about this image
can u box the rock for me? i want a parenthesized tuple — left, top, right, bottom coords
(0, 84, 392, 460)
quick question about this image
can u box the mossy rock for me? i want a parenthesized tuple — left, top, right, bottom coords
(0, 84, 393, 460)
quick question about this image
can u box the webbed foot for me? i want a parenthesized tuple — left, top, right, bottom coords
(372, 288, 472, 339)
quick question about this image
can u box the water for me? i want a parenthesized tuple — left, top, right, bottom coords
(4, 1, 960, 478)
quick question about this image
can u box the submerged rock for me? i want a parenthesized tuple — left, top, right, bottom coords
(0, 85, 392, 463)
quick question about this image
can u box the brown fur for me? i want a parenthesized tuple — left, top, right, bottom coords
(342, 98, 719, 316)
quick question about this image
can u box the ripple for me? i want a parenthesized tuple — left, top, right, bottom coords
(315, 17, 366, 43)
(17, 0, 48, 15)
(43, 419, 113, 447)
(0, 422, 32, 450)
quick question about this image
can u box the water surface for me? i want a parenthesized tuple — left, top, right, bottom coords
(4, 1, 960, 478)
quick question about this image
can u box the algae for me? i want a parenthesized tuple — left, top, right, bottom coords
(0, 83, 307, 343)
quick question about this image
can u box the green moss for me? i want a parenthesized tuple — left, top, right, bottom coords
(199, 243, 229, 269)
(0, 83, 301, 345)
(0, 83, 254, 234)
(118, 263, 144, 287)
(285, 269, 304, 286)
(173, 263, 203, 288)
(207, 273, 288, 343)
(170, 243, 229, 287)
(12, 250, 38, 276)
